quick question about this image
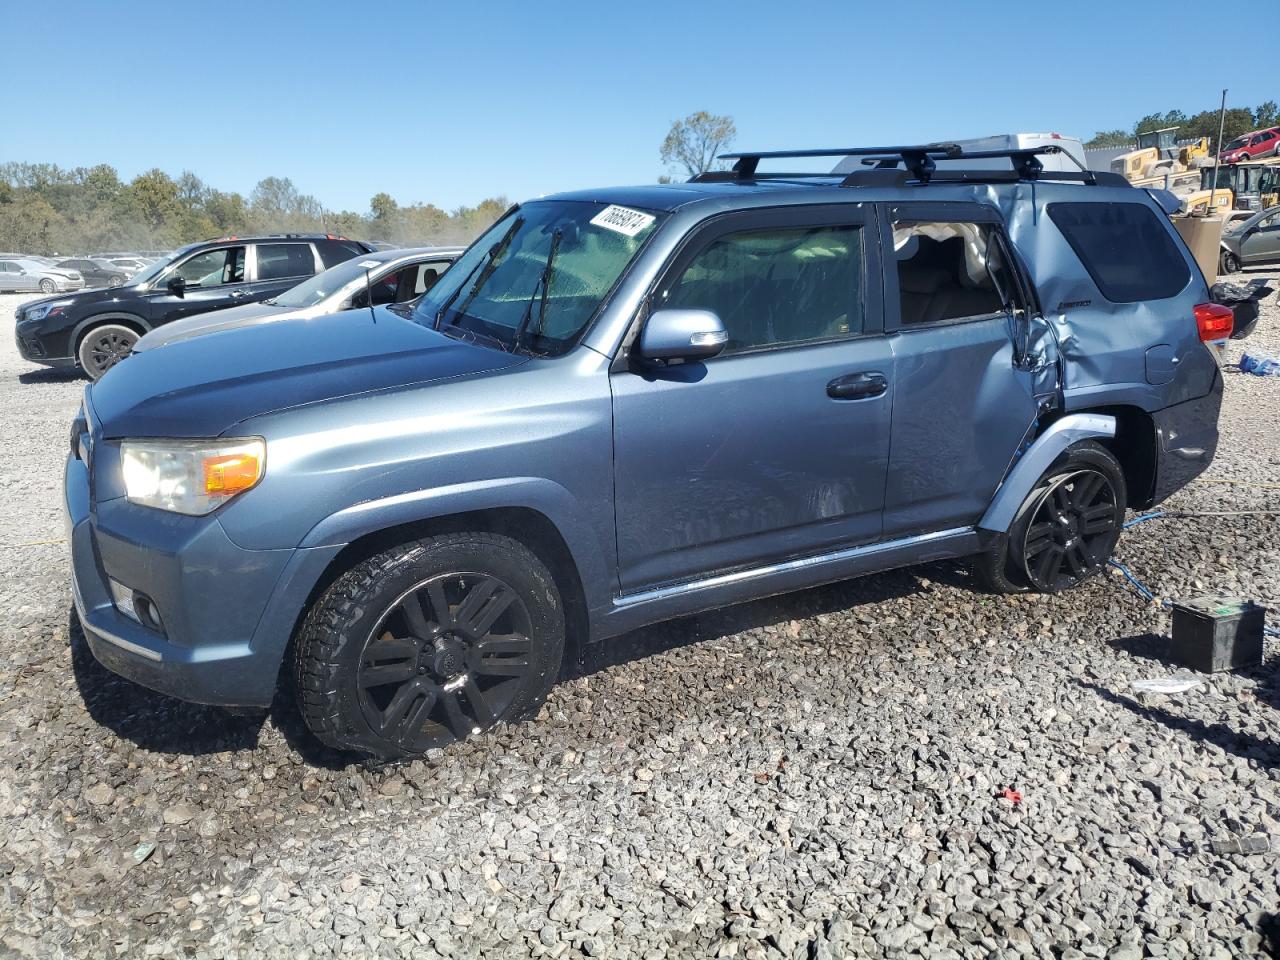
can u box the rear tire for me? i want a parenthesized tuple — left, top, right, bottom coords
(77, 323, 139, 380)
(294, 532, 565, 759)
(974, 441, 1126, 594)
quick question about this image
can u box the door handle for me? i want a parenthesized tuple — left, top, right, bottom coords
(826, 372, 887, 400)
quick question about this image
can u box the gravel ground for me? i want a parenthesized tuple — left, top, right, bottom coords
(1, 279, 1279, 960)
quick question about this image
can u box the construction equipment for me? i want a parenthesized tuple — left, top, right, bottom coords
(1110, 127, 1211, 181)
(1181, 158, 1280, 215)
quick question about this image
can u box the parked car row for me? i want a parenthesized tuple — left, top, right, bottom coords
(15, 234, 460, 378)
(53, 142, 1229, 760)
(0, 258, 85, 294)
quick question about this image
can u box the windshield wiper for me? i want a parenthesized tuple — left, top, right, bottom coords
(434, 216, 524, 329)
(438, 321, 510, 353)
(511, 228, 562, 353)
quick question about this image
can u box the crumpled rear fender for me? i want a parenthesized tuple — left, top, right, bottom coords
(978, 413, 1117, 533)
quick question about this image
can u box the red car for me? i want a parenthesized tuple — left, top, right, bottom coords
(1218, 127, 1280, 163)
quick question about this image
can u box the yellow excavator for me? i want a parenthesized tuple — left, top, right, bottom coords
(1110, 127, 1211, 181)
(1180, 158, 1280, 215)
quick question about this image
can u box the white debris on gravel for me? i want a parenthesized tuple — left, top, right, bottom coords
(1, 278, 1278, 959)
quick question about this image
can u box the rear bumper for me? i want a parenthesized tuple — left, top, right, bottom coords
(1150, 369, 1223, 504)
(66, 452, 341, 706)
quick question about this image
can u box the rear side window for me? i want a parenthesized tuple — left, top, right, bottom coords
(257, 243, 315, 281)
(316, 240, 365, 268)
(664, 225, 862, 354)
(1047, 202, 1190, 302)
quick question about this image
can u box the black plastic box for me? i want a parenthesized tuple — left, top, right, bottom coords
(1169, 595, 1266, 673)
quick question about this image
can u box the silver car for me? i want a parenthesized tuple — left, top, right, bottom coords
(0, 258, 85, 294)
(134, 246, 462, 351)
(1219, 204, 1280, 273)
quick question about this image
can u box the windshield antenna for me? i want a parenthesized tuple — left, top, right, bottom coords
(365, 267, 376, 323)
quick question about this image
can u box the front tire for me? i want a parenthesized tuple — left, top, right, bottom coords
(974, 441, 1126, 594)
(39, 278, 56, 294)
(294, 532, 565, 759)
(77, 323, 139, 380)
(1220, 250, 1241, 275)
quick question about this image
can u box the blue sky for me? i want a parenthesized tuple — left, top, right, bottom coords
(4, 0, 1275, 214)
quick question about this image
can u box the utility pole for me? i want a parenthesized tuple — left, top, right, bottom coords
(1208, 88, 1228, 216)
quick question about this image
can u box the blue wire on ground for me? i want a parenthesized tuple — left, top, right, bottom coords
(1123, 511, 1166, 529)
(1110, 513, 1280, 633)
(1107, 558, 1163, 604)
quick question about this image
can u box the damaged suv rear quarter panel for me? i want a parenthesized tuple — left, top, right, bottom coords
(996, 183, 1217, 412)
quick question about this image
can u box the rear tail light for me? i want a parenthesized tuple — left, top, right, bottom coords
(1194, 302, 1234, 342)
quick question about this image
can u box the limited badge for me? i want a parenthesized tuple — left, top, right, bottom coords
(589, 205, 656, 237)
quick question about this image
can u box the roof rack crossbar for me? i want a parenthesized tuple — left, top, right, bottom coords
(698, 143, 1116, 188)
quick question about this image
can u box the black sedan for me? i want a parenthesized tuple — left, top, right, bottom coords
(55, 258, 130, 288)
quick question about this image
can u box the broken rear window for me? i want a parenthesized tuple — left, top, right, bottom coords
(1047, 202, 1191, 303)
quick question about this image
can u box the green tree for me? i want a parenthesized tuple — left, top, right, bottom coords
(660, 111, 736, 179)
(1255, 100, 1279, 129)
(1085, 129, 1132, 149)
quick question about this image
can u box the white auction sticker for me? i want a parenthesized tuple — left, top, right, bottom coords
(357, 260, 381, 269)
(590, 204, 656, 237)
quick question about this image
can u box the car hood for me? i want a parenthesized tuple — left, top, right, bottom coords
(17, 283, 141, 316)
(134, 301, 298, 351)
(88, 307, 527, 438)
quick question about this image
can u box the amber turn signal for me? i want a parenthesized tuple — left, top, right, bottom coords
(203, 452, 263, 496)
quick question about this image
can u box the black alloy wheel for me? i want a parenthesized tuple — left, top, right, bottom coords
(357, 572, 535, 753)
(295, 532, 565, 759)
(1019, 469, 1119, 592)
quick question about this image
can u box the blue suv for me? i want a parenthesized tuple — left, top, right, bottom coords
(66, 144, 1227, 758)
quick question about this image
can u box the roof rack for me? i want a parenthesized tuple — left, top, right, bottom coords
(694, 143, 1128, 188)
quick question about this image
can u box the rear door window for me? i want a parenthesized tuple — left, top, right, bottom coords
(1047, 202, 1191, 302)
(256, 243, 316, 281)
(890, 221, 1013, 325)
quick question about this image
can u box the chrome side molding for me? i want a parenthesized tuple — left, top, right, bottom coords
(615, 526, 973, 609)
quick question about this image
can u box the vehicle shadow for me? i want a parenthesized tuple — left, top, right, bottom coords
(18, 368, 85, 384)
(565, 561, 951, 681)
(68, 608, 267, 755)
(67, 560, 964, 765)
(1261, 913, 1280, 959)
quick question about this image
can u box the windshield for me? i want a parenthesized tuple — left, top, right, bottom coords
(273, 255, 386, 308)
(1223, 137, 1248, 152)
(412, 200, 665, 356)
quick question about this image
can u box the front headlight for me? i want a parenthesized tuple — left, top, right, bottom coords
(23, 299, 71, 323)
(121, 438, 266, 515)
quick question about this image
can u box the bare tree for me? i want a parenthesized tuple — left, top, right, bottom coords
(660, 111, 736, 180)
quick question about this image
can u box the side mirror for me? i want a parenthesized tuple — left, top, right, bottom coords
(166, 275, 186, 298)
(637, 308, 728, 362)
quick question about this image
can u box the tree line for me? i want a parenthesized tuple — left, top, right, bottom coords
(1085, 101, 1280, 150)
(0, 162, 509, 256)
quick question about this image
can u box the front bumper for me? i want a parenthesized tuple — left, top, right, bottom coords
(66, 450, 340, 706)
(1150, 369, 1224, 504)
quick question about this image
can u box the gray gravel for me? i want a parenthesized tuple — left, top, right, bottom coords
(2, 280, 1279, 960)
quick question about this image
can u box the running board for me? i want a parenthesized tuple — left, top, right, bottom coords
(599, 526, 978, 639)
